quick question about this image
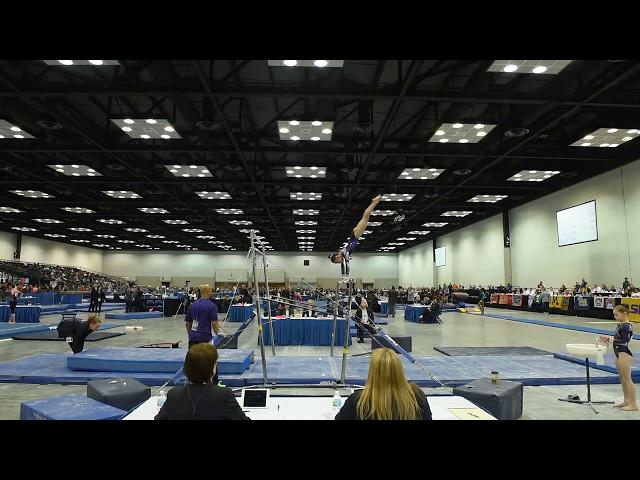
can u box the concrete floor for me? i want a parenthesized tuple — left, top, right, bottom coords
(0, 305, 638, 420)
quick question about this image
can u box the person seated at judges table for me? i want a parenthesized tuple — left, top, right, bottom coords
(421, 297, 441, 324)
(335, 347, 432, 420)
(57, 314, 102, 354)
(185, 286, 220, 349)
(155, 343, 249, 420)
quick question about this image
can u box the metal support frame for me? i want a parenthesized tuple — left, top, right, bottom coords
(330, 280, 339, 357)
(340, 279, 355, 384)
(261, 244, 276, 356)
(250, 230, 269, 385)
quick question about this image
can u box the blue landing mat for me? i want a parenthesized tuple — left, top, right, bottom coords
(554, 352, 640, 380)
(67, 347, 254, 374)
(481, 312, 640, 340)
(0, 354, 179, 385)
(21, 394, 127, 420)
(240, 354, 619, 387)
(105, 311, 162, 320)
(434, 346, 553, 356)
(0, 323, 51, 339)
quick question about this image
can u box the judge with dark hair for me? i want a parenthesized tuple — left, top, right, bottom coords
(155, 343, 249, 420)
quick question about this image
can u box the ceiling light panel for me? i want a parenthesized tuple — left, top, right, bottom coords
(286, 166, 327, 178)
(216, 209, 244, 215)
(139, 208, 169, 214)
(441, 211, 472, 217)
(97, 218, 125, 225)
(0, 120, 35, 139)
(295, 221, 317, 226)
(0, 207, 22, 213)
(381, 193, 415, 202)
(296, 230, 316, 234)
(468, 195, 508, 203)
(13, 227, 37, 232)
(488, 60, 572, 75)
(61, 207, 95, 214)
(68, 227, 92, 232)
(96, 234, 116, 238)
(371, 210, 396, 216)
(125, 228, 148, 233)
(367, 222, 383, 227)
(397, 237, 417, 241)
(196, 191, 232, 200)
(43, 60, 120, 66)
(508, 170, 561, 182)
(290, 192, 322, 200)
(10, 190, 53, 198)
(117, 240, 135, 244)
(278, 121, 333, 141)
(111, 119, 181, 139)
(48, 164, 102, 177)
(398, 168, 445, 180)
(44, 233, 66, 238)
(229, 220, 252, 226)
(103, 190, 142, 199)
(182, 228, 204, 233)
(33, 218, 63, 224)
(146, 235, 166, 239)
(268, 60, 344, 68)
(422, 222, 448, 227)
(163, 219, 189, 225)
(164, 165, 212, 177)
(408, 230, 431, 235)
(428, 123, 496, 144)
(570, 128, 640, 148)
(293, 209, 319, 216)
(196, 235, 216, 239)
(70, 239, 90, 243)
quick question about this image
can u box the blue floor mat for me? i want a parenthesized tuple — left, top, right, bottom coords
(0, 323, 52, 339)
(21, 394, 127, 420)
(482, 312, 640, 340)
(105, 312, 162, 320)
(0, 354, 180, 386)
(67, 347, 254, 374)
(434, 346, 553, 356)
(239, 354, 618, 387)
(554, 351, 640, 380)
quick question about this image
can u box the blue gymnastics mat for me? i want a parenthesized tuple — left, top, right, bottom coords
(67, 347, 254, 374)
(0, 354, 180, 385)
(434, 346, 553, 356)
(0, 323, 51, 339)
(240, 354, 619, 387)
(481, 312, 640, 340)
(21, 394, 127, 420)
(105, 311, 162, 320)
(554, 352, 640, 380)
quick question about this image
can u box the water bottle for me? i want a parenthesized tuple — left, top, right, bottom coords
(332, 390, 342, 409)
(157, 390, 166, 407)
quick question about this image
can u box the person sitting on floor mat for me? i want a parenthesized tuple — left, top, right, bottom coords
(155, 343, 249, 420)
(57, 313, 102, 354)
(335, 348, 432, 420)
(329, 194, 382, 282)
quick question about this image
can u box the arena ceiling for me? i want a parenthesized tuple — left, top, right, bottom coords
(0, 59, 639, 253)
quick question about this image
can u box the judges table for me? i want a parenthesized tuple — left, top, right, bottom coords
(228, 304, 255, 322)
(261, 316, 351, 346)
(404, 304, 429, 322)
(379, 300, 389, 316)
(0, 305, 42, 323)
(124, 394, 495, 420)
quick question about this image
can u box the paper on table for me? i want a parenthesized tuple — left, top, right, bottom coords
(448, 408, 494, 420)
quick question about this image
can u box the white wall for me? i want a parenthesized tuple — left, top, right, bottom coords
(19, 235, 104, 272)
(102, 252, 398, 287)
(0, 231, 17, 260)
(436, 214, 505, 286)
(510, 158, 640, 288)
(398, 240, 434, 287)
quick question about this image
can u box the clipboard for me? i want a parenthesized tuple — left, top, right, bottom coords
(448, 408, 494, 420)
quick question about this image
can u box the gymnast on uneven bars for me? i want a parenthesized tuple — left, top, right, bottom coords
(329, 194, 381, 282)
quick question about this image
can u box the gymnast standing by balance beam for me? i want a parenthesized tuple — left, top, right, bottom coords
(329, 194, 382, 282)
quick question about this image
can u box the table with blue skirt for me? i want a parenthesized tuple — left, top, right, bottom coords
(379, 300, 389, 316)
(227, 304, 254, 322)
(0, 305, 41, 323)
(260, 316, 351, 346)
(61, 294, 83, 304)
(404, 304, 429, 322)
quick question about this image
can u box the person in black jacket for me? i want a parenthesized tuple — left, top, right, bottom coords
(388, 286, 398, 318)
(353, 297, 379, 343)
(57, 314, 102, 354)
(88, 287, 98, 313)
(97, 286, 106, 314)
(134, 287, 144, 312)
(335, 347, 431, 420)
(155, 343, 249, 420)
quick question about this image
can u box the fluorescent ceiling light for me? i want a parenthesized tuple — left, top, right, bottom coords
(196, 191, 232, 200)
(125, 228, 148, 233)
(398, 168, 445, 180)
(97, 218, 125, 225)
(43, 60, 120, 66)
(371, 210, 396, 216)
(139, 208, 169, 214)
(44, 233, 66, 238)
(164, 165, 212, 177)
(68, 227, 92, 232)
(488, 60, 572, 75)
(111, 119, 181, 139)
(286, 166, 327, 178)
(216, 209, 244, 215)
(570, 128, 639, 147)
(278, 121, 333, 141)
(290, 192, 322, 200)
(12, 227, 38, 232)
(229, 220, 252, 226)
(103, 190, 142, 199)
(0, 120, 35, 139)
(48, 164, 102, 177)
(61, 207, 95, 214)
(293, 209, 319, 216)
(10, 190, 53, 198)
(267, 60, 344, 68)
(163, 219, 189, 225)
(0, 207, 22, 213)
(441, 211, 472, 217)
(408, 231, 431, 235)
(428, 123, 497, 144)
(182, 228, 204, 233)
(422, 222, 448, 227)
(381, 193, 415, 202)
(295, 221, 317, 226)
(508, 170, 561, 182)
(32, 218, 63, 224)
(467, 195, 508, 203)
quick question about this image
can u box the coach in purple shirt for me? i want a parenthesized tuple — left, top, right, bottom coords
(185, 286, 220, 349)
